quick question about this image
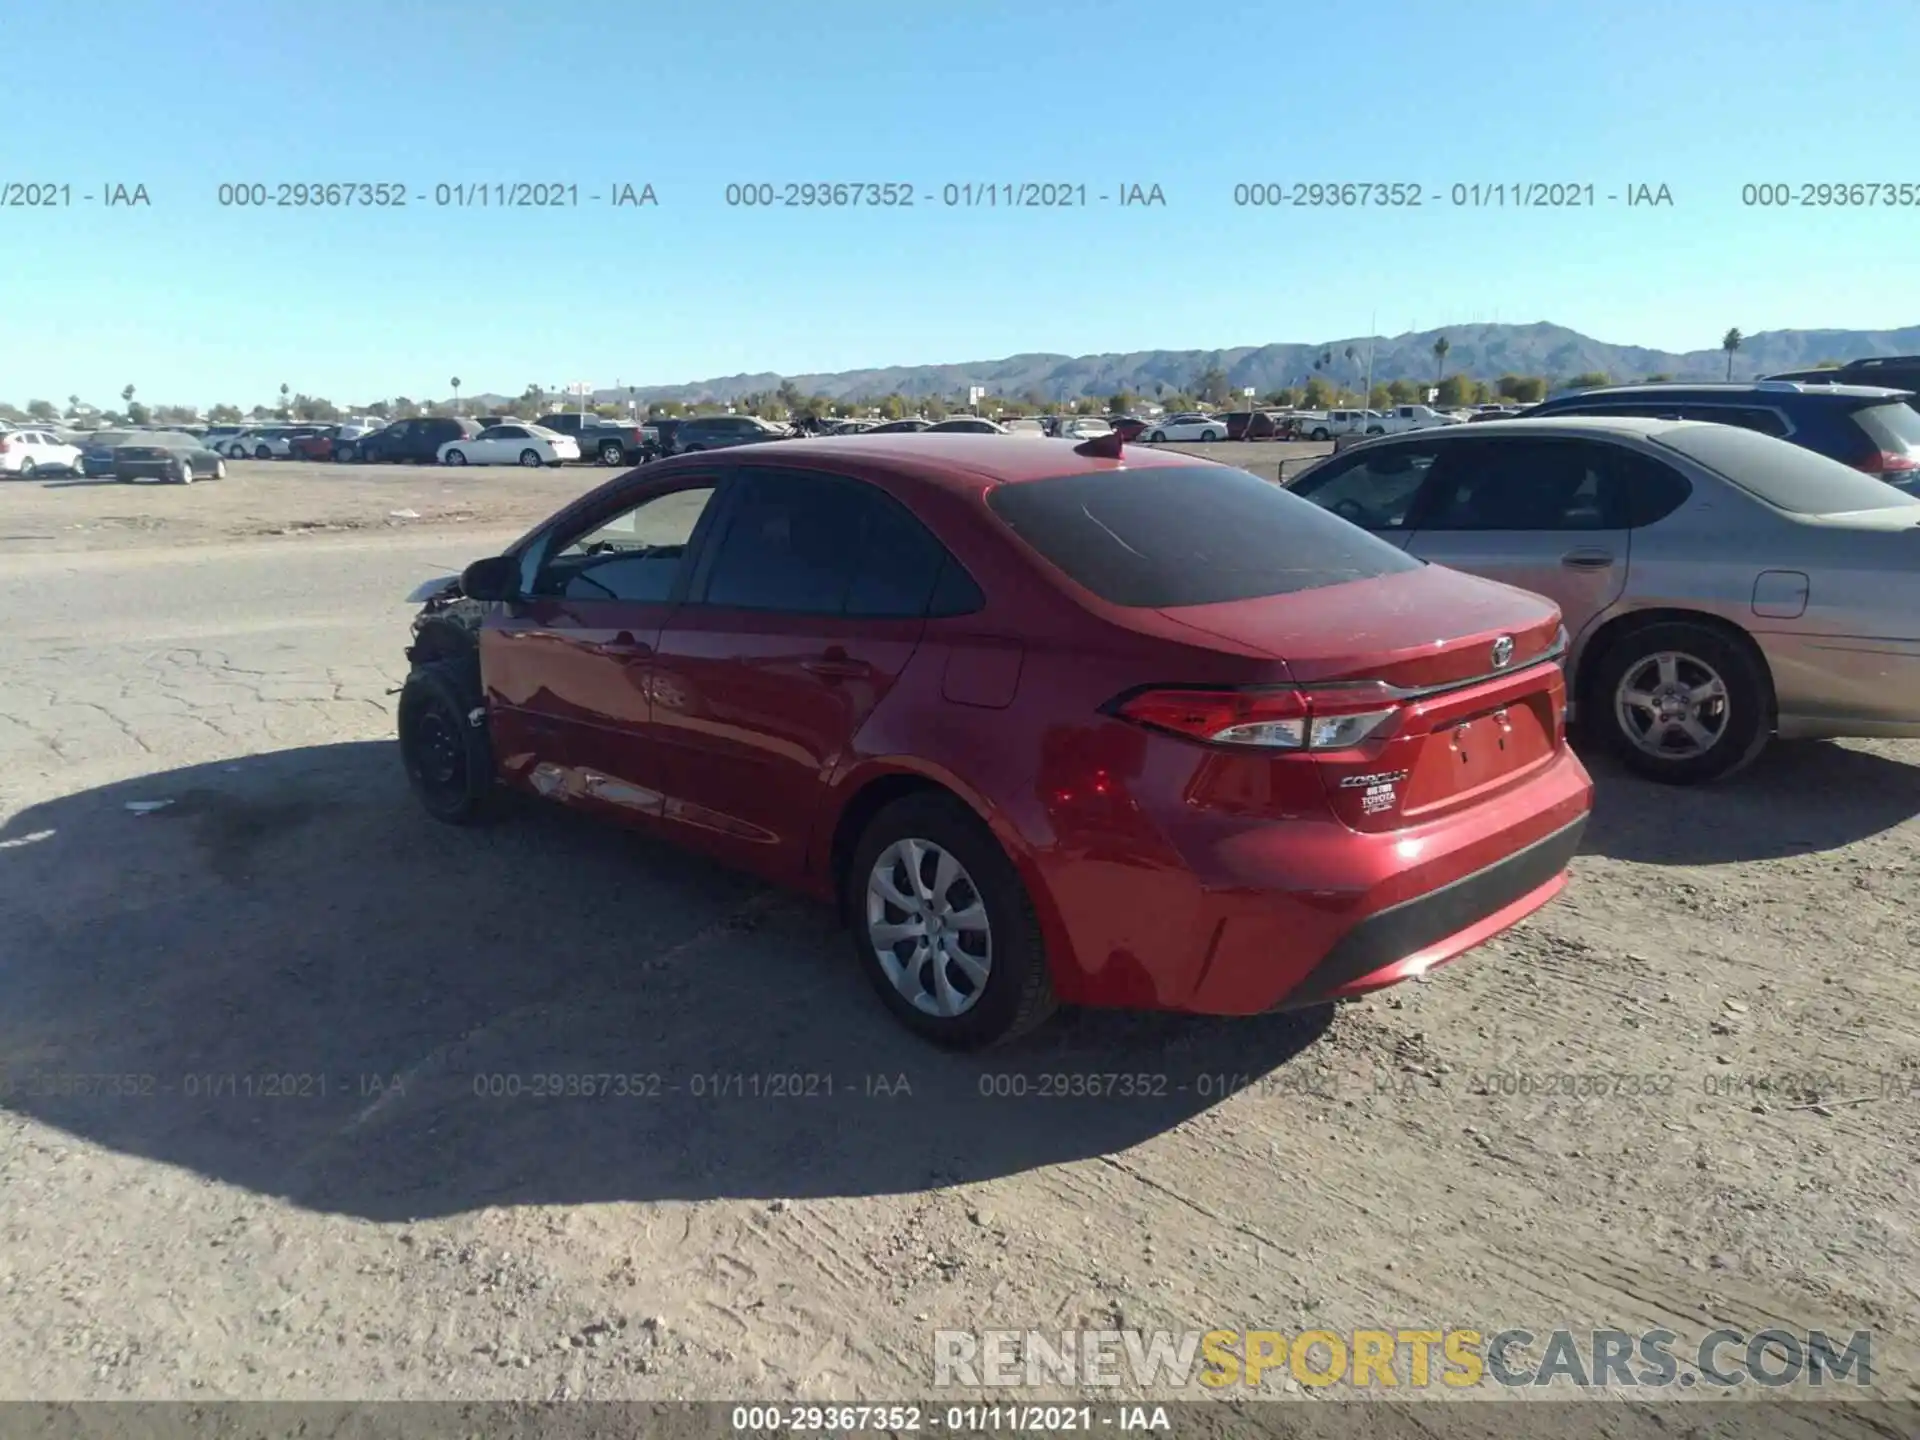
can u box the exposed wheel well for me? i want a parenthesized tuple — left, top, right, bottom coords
(406, 618, 478, 670)
(827, 773, 966, 919)
(1574, 609, 1776, 719)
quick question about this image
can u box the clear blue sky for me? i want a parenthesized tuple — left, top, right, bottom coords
(2, 0, 1913, 409)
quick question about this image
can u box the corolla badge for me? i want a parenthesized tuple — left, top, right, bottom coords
(1490, 635, 1515, 669)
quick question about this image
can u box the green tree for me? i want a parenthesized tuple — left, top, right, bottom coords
(923, 395, 950, 420)
(449, 377, 462, 415)
(126, 400, 152, 424)
(1369, 384, 1392, 409)
(26, 399, 56, 421)
(121, 383, 136, 412)
(278, 382, 291, 419)
(1510, 376, 1547, 403)
(1301, 377, 1333, 408)
(1264, 387, 1299, 408)
(1072, 396, 1102, 415)
(1721, 327, 1743, 380)
(1195, 365, 1231, 407)
(392, 396, 420, 418)
(1431, 335, 1450, 383)
(1108, 390, 1135, 414)
(775, 379, 805, 413)
(1567, 371, 1611, 391)
(66, 394, 81, 417)
(208, 403, 243, 423)
(1387, 378, 1420, 405)
(0, 403, 24, 423)
(1435, 375, 1476, 407)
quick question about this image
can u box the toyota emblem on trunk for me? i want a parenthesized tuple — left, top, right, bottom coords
(1491, 636, 1515, 668)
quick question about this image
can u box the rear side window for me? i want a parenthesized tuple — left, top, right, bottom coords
(701, 467, 967, 617)
(986, 464, 1421, 608)
(1419, 439, 1616, 531)
(1604, 448, 1694, 528)
(1650, 423, 1920, 515)
(1680, 405, 1789, 437)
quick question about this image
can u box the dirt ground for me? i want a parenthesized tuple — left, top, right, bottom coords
(0, 459, 1916, 1410)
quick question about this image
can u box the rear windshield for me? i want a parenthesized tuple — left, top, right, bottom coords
(1853, 400, 1920, 455)
(986, 464, 1423, 607)
(1649, 423, 1920, 515)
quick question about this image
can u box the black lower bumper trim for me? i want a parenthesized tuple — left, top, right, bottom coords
(1277, 813, 1588, 1010)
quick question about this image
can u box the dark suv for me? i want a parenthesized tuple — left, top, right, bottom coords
(670, 415, 788, 453)
(1525, 381, 1920, 487)
(350, 417, 484, 464)
(1766, 356, 1920, 412)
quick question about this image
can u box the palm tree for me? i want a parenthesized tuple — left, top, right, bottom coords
(1432, 335, 1451, 384)
(121, 384, 135, 408)
(279, 382, 290, 419)
(450, 377, 462, 415)
(1721, 328, 1743, 380)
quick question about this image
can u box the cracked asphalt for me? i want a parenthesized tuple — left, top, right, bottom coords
(1, 463, 1917, 1414)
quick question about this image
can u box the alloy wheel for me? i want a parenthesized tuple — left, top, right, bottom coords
(864, 838, 992, 1017)
(1613, 651, 1730, 760)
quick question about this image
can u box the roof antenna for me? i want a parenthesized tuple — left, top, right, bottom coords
(1074, 429, 1124, 459)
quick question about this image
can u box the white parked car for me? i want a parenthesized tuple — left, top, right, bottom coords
(1371, 403, 1465, 435)
(1142, 412, 1226, 442)
(1058, 416, 1115, 439)
(0, 428, 84, 476)
(438, 422, 581, 467)
(1001, 417, 1047, 435)
(223, 426, 303, 459)
(924, 417, 1010, 434)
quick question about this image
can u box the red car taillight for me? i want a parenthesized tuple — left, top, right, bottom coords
(1853, 450, 1919, 477)
(1110, 684, 1402, 751)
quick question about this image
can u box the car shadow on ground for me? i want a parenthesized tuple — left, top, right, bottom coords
(0, 743, 1331, 1220)
(1575, 734, 1920, 865)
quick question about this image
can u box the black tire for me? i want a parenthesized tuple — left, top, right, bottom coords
(397, 657, 500, 824)
(1365, 426, 1385, 435)
(844, 793, 1056, 1049)
(17, 459, 35, 478)
(254, 445, 272, 460)
(1147, 430, 1166, 443)
(1200, 429, 1219, 442)
(1586, 620, 1772, 785)
(444, 449, 467, 466)
(681, 443, 704, 453)
(598, 440, 624, 465)
(1310, 427, 1330, 441)
(518, 448, 541, 466)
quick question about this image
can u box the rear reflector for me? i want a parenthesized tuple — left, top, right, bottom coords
(1110, 685, 1400, 750)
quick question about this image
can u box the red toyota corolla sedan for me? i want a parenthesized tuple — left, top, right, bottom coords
(398, 433, 1593, 1047)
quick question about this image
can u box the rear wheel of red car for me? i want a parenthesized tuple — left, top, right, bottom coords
(398, 658, 500, 825)
(1589, 621, 1771, 785)
(846, 793, 1056, 1049)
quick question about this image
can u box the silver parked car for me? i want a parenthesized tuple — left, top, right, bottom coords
(1286, 416, 1920, 783)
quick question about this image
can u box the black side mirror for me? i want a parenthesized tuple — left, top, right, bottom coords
(460, 555, 520, 602)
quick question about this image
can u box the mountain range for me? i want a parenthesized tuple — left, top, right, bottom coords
(466, 322, 1920, 410)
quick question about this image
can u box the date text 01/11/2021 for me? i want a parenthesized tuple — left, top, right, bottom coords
(722, 182, 1167, 208)
(211, 182, 659, 208)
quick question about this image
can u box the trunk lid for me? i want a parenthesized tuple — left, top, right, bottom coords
(1158, 567, 1567, 831)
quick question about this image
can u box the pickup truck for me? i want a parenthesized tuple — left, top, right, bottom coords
(1370, 404, 1463, 435)
(1293, 409, 1378, 441)
(534, 413, 649, 465)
